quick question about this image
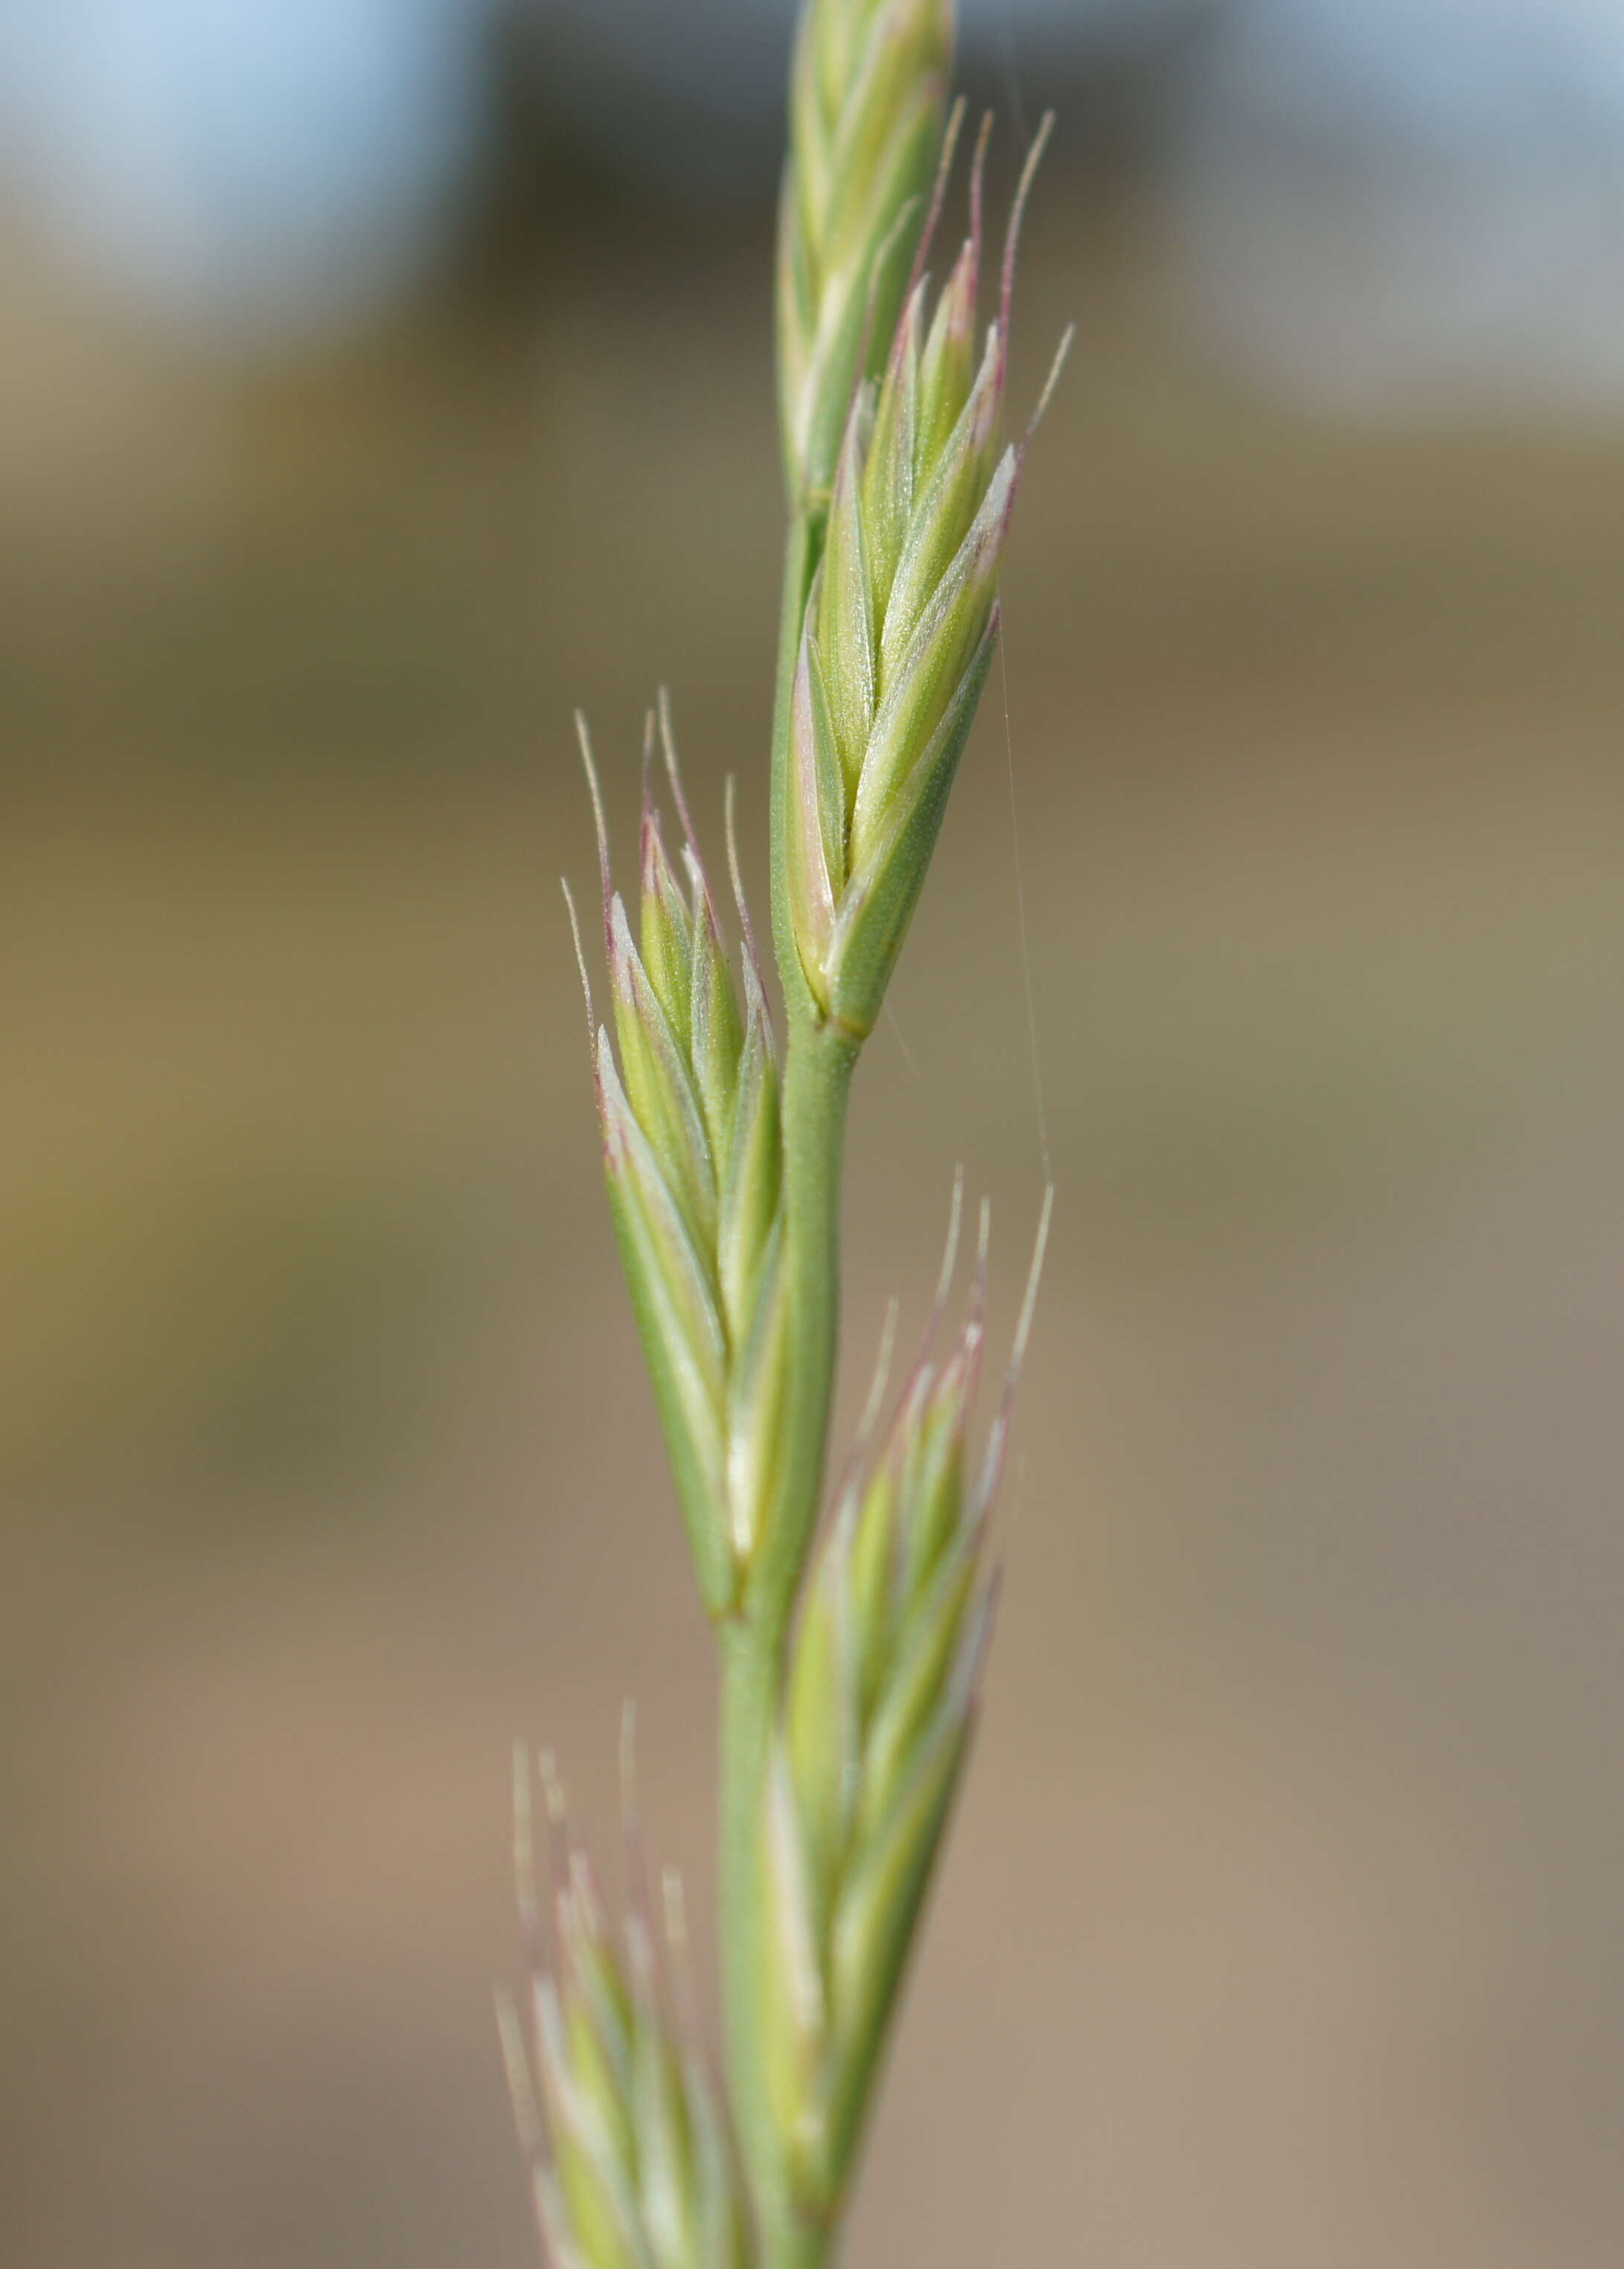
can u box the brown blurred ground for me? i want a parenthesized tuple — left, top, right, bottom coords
(4, 153, 1624, 2269)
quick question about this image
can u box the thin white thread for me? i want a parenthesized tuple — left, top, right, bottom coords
(998, 620, 1053, 1185)
(997, 4, 1032, 154)
(994, 4, 1049, 1186)
(883, 999, 922, 1084)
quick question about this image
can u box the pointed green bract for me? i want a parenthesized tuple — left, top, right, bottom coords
(717, 967, 781, 1345)
(913, 234, 979, 476)
(685, 851, 744, 1167)
(641, 807, 696, 1040)
(725, 1218, 791, 1564)
(859, 283, 921, 613)
(599, 1038, 733, 1618)
(610, 895, 718, 1255)
(778, 0, 953, 508)
(819, 416, 877, 799)
(785, 126, 1058, 1039)
(820, 606, 997, 1033)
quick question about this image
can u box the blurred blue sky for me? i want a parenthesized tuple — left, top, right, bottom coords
(0, 0, 498, 337)
(2, 0, 1623, 404)
(1170, 0, 1624, 408)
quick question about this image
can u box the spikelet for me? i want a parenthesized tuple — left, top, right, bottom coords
(756, 1191, 1052, 2215)
(499, 1744, 752, 2269)
(572, 701, 788, 1619)
(777, 0, 955, 510)
(786, 120, 1071, 1041)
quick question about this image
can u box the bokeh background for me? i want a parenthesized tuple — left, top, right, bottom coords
(5, 3, 1623, 2264)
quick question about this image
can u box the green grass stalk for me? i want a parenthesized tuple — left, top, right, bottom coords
(719, 505, 854, 2268)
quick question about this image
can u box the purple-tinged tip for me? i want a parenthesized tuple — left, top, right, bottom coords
(974, 1183, 1053, 1517)
(1000, 111, 1054, 353)
(873, 1168, 966, 1462)
(941, 229, 980, 351)
(903, 92, 968, 310)
(560, 880, 595, 1052)
(825, 1295, 903, 1530)
(928, 1201, 991, 1465)
(723, 773, 769, 998)
(968, 109, 992, 290)
(1019, 322, 1075, 467)
(656, 687, 726, 934)
(575, 711, 613, 941)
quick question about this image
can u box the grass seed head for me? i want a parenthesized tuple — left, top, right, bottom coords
(778, 0, 955, 509)
(757, 1196, 1048, 2215)
(502, 1753, 752, 2269)
(578, 709, 788, 1616)
(785, 119, 1061, 1039)
(534, 2, 1066, 2255)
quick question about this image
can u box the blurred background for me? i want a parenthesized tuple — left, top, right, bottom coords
(4, 1, 1623, 2263)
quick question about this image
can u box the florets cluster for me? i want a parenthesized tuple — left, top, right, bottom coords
(786, 121, 1060, 1037)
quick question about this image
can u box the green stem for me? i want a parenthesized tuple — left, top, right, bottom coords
(721, 1020, 856, 2269)
(718, 507, 856, 2269)
(757, 1017, 857, 1632)
(760, 505, 852, 1652)
(718, 1616, 780, 2231)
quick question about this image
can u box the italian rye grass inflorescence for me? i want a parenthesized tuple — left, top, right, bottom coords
(507, 4, 1065, 2265)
